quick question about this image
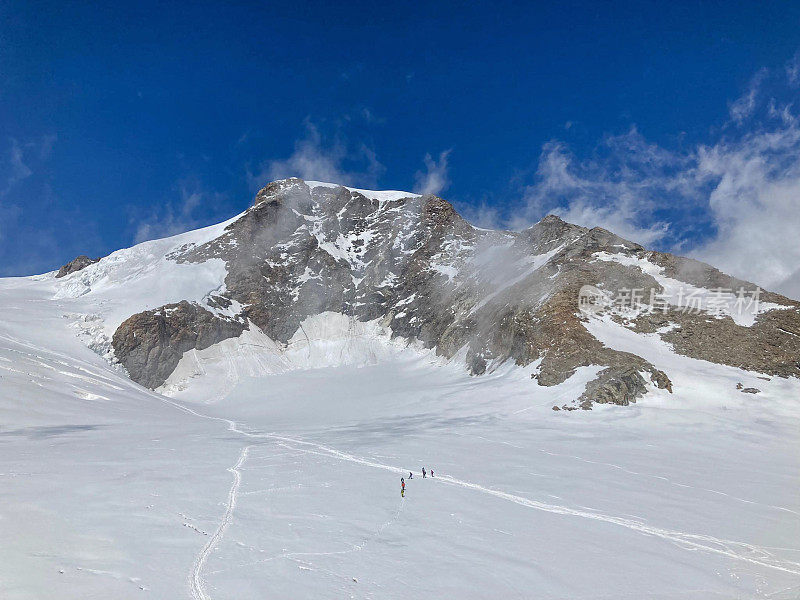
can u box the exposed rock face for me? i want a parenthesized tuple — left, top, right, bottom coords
(112, 301, 245, 389)
(572, 364, 672, 410)
(56, 255, 99, 278)
(632, 309, 800, 379)
(579, 367, 648, 408)
(107, 178, 800, 405)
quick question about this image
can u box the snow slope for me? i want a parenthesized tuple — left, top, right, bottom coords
(49, 213, 242, 343)
(2, 264, 800, 599)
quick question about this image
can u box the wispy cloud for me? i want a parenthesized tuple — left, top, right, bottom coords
(2, 139, 33, 197)
(692, 111, 800, 298)
(413, 150, 452, 195)
(132, 179, 226, 244)
(785, 51, 800, 87)
(454, 199, 503, 230)
(0, 135, 58, 244)
(513, 53, 800, 299)
(728, 68, 767, 124)
(248, 118, 385, 190)
(513, 132, 682, 246)
(1, 135, 59, 195)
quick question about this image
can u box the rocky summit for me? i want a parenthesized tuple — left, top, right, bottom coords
(58, 178, 800, 408)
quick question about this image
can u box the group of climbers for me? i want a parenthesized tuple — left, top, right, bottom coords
(401, 467, 434, 497)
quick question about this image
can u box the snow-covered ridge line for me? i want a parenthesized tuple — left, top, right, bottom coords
(305, 180, 421, 203)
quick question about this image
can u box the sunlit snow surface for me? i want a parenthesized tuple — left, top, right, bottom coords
(305, 181, 421, 204)
(2, 269, 800, 598)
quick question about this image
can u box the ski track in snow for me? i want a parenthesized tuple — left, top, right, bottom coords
(262, 433, 800, 576)
(536, 448, 800, 517)
(152, 393, 800, 598)
(189, 444, 251, 600)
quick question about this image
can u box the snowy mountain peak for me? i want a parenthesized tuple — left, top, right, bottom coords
(305, 180, 423, 203)
(254, 177, 422, 208)
(47, 177, 800, 408)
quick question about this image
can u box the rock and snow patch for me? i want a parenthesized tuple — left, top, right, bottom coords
(470, 245, 563, 314)
(52, 222, 234, 338)
(593, 251, 789, 326)
(158, 312, 441, 403)
(305, 181, 421, 204)
(582, 312, 794, 411)
(40, 179, 800, 403)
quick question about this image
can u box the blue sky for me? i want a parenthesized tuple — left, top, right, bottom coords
(2, 2, 800, 297)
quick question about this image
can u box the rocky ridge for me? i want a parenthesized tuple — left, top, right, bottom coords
(57, 178, 800, 408)
(55, 255, 99, 278)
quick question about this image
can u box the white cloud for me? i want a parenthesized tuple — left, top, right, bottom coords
(249, 119, 385, 191)
(728, 68, 767, 124)
(786, 52, 800, 87)
(778, 268, 800, 300)
(515, 55, 800, 300)
(9, 140, 33, 183)
(1, 135, 57, 243)
(413, 150, 451, 195)
(32, 134, 57, 161)
(455, 200, 503, 230)
(2, 139, 33, 199)
(133, 180, 219, 244)
(513, 132, 681, 246)
(691, 117, 800, 296)
(2, 135, 59, 197)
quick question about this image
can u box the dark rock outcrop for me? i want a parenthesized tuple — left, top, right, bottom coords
(56, 255, 99, 278)
(579, 367, 648, 408)
(112, 301, 245, 389)
(578, 365, 672, 409)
